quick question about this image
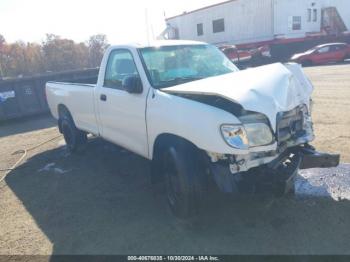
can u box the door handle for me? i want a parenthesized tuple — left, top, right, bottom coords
(100, 94, 107, 101)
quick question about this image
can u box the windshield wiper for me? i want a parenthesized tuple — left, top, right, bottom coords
(167, 76, 203, 82)
(158, 76, 203, 87)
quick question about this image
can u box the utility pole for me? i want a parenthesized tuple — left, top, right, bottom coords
(0, 60, 3, 80)
(145, 8, 150, 45)
(0, 37, 4, 79)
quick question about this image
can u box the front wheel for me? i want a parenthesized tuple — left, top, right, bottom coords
(301, 60, 313, 67)
(162, 142, 207, 219)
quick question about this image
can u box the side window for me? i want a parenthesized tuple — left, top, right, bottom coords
(313, 9, 317, 22)
(330, 46, 338, 52)
(104, 49, 139, 89)
(292, 16, 302, 30)
(213, 18, 225, 33)
(307, 9, 312, 22)
(318, 46, 330, 53)
(330, 45, 345, 51)
(197, 23, 204, 36)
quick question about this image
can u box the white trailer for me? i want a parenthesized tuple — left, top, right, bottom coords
(165, 0, 350, 46)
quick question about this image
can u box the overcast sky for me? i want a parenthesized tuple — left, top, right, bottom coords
(0, 0, 224, 44)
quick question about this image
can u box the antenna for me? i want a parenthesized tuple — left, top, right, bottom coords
(145, 8, 150, 45)
(151, 24, 155, 41)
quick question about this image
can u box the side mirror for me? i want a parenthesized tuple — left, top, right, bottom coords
(122, 75, 143, 94)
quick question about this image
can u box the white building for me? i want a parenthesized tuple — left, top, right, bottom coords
(165, 0, 350, 46)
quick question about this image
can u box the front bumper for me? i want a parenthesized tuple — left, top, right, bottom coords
(299, 145, 340, 169)
(209, 145, 340, 194)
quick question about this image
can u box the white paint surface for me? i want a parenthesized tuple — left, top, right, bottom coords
(163, 62, 313, 132)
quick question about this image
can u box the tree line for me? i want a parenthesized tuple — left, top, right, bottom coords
(0, 34, 109, 79)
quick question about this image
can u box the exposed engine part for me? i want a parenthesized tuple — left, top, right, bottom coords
(206, 151, 228, 162)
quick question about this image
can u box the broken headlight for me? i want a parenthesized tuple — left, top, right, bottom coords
(221, 112, 274, 149)
(244, 123, 274, 147)
(221, 125, 249, 149)
(240, 112, 274, 147)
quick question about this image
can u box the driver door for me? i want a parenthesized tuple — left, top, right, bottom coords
(315, 46, 332, 64)
(96, 49, 149, 158)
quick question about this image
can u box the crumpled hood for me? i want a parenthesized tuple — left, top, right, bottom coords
(161, 63, 313, 131)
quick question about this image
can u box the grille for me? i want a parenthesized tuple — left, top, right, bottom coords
(276, 106, 306, 144)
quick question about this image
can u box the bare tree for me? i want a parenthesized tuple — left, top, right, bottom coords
(42, 34, 89, 72)
(0, 34, 109, 78)
(0, 34, 5, 78)
(87, 34, 109, 68)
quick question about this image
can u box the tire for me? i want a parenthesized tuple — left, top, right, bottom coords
(60, 114, 87, 153)
(301, 60, 312, 67)
(162, 142, 207, 219)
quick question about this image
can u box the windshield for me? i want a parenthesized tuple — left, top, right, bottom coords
(305, 47, 317, 54)
(139, 44, 239, 88)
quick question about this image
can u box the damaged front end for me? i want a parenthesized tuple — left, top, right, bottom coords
(208, 144, 339, 195)
(162, 62, 340, 195)
(206, 104, 339, 195)
(208, 108, 338, 195)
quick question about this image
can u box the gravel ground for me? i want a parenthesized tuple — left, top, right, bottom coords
(298, 164, 350, 200)
(303, 63, 350, 163)
(0, 63, 350, 255)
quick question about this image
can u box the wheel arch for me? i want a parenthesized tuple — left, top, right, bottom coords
(150, 133, 201, 184)
(152, 133, 199, 161)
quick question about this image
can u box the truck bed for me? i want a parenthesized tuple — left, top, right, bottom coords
(46, 81, 99, 135)
(47, 81, 96, 87)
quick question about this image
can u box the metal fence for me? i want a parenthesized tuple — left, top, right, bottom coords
(0, 68, 99, 121)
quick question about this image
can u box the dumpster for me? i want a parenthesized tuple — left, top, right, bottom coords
(0, 68, 99, 121)
(0, 86, 20, 120)
(0, 78, 48, 121)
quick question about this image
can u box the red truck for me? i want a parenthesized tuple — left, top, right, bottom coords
(290, 43, 350, 66)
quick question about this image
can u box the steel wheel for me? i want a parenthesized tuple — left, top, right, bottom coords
(164, 150, 182, 208)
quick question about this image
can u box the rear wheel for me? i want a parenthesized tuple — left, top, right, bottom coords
(162, 142, 207, 219)
(60, 114, 87, 153)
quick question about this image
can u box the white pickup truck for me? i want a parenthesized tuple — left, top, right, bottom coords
(46, 40, 339, 218)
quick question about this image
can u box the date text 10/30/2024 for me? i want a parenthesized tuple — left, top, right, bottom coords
(127, 256, 220, 261)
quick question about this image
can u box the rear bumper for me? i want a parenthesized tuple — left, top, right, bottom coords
(209, 145, 340, 194)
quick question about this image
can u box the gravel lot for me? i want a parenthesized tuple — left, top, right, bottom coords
(0, 63, 350, 255)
